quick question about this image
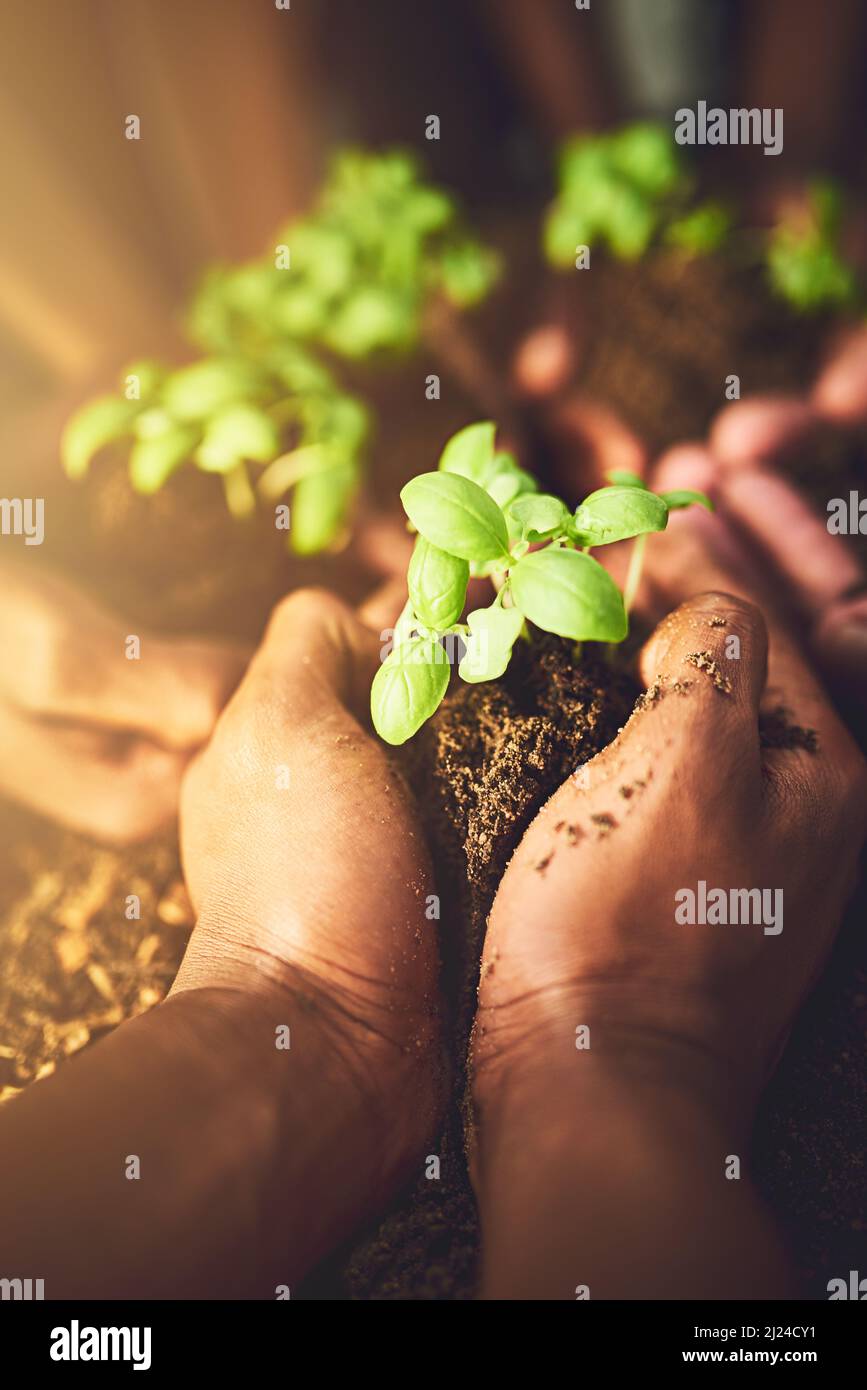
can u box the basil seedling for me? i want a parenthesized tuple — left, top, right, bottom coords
(61, 348, 368, 554)
(370, 422, 712, 745)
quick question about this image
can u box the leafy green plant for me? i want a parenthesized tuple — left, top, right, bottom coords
(545, 122, 863, 318)
(370, 423, 711, 745)
(61, 345, 368, 554)
(765, 179, 860, 313)
(188, 148, 500, 362)
(544, 122, 729, 265)
(63, 147, 500, 554)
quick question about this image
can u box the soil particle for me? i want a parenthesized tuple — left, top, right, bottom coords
(708, 616, 727, 629)
(634, 678, 665, 711)
(555, 820, 585, 844)
(684, 650, 733, 694)
(759, 705, 819, 753)
(590, 812, 618, 837)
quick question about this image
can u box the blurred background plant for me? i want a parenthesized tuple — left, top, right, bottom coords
(189, 148, 499, 361)
(544, 122, 862, 316)
(60, 147, 499, 554)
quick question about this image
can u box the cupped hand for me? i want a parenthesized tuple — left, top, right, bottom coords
(0, 561, 247, 842)
(173, 587, 442, 1182)
(472, 494, 867, 1123)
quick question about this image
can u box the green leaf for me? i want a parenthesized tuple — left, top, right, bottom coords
(439, 426, 537, 507)
(61, 395, 140, 479)
(659, 489, 713, 512)
(161, 359, 267, 422)
(810, 178, 845, 238)
(606, 469, 646, 489)
(134, 407, 176, 440)
(291, 223, 355, 298)
(323, 286, 415, 356)
(407, 536, 469, 632)
(273, 285, 328, 336)
(290, 460, 358, 554)
(484, 455, 538, 508)
(664, 201, 731, 256)
(459, 603, 523, 683)
(543, 202, 591, 267)
(573, 485, 668, 546)
(507, 493, 570, 541)
(438, 240, 500, 307)
(370, 636, 451, 745)
(317, 395, 369, 451)
(401, 471, 510, 564)
(602, 187, 658, 260)
(120, 359, 164, 402)
(194, 404, 280, 473)
(438, 421, 497, 483)
(266, 343, 335, 395)
(608, 123, 682, 198)
(510, 547, 627, 642)
(128, 427, 198, 494)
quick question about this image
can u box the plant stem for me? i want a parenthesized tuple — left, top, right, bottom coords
(623, 533, 647, 614)
(222, 462, 256, 520)
(257, 445, 327, 500)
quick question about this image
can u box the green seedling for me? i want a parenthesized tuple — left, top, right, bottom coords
(544, 121, 729, 265)
(765, 179, 860, 313)
(189, 148, 500, 361)
(546, 122, 862, 317)
(61, 345, 368, 554)
(63, 148, 498, 556)
(370, 423, 711, 745)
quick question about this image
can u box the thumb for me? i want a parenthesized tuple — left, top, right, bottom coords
(247, 588, 380, 718)
(634, 591, 768, 754)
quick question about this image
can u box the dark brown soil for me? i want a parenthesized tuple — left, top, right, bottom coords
(575, 253, 827, 456)
(555, 250, 867, 568)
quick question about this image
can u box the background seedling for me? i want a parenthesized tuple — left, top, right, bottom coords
(189, 148, 500, 362)
(544, 121, 730, 265)
(371, 421, 711, 745)
(545, 123, 862, 316)
(63, 148, 500, 553)
(765, 179, 861, 313)
(61, 346, 369, 554)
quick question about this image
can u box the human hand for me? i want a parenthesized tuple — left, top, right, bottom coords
(173, 587, 442, 1235)
(707, 324, 867, 710)
(0, 561, 247, 842)
(468, 490, 867, 1298)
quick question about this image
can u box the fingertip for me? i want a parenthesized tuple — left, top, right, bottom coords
(637, 591, 768, 726)
(812, 326, 867, 424)
(511, 324, 575, 399)
(710, 396, 818, 469)
(813, 594, 867, 701)
(651, 443, 720, 499)
(719, 465, 864, 613)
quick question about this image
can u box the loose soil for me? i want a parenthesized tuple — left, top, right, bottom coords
(2, 239, 867, 1299)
